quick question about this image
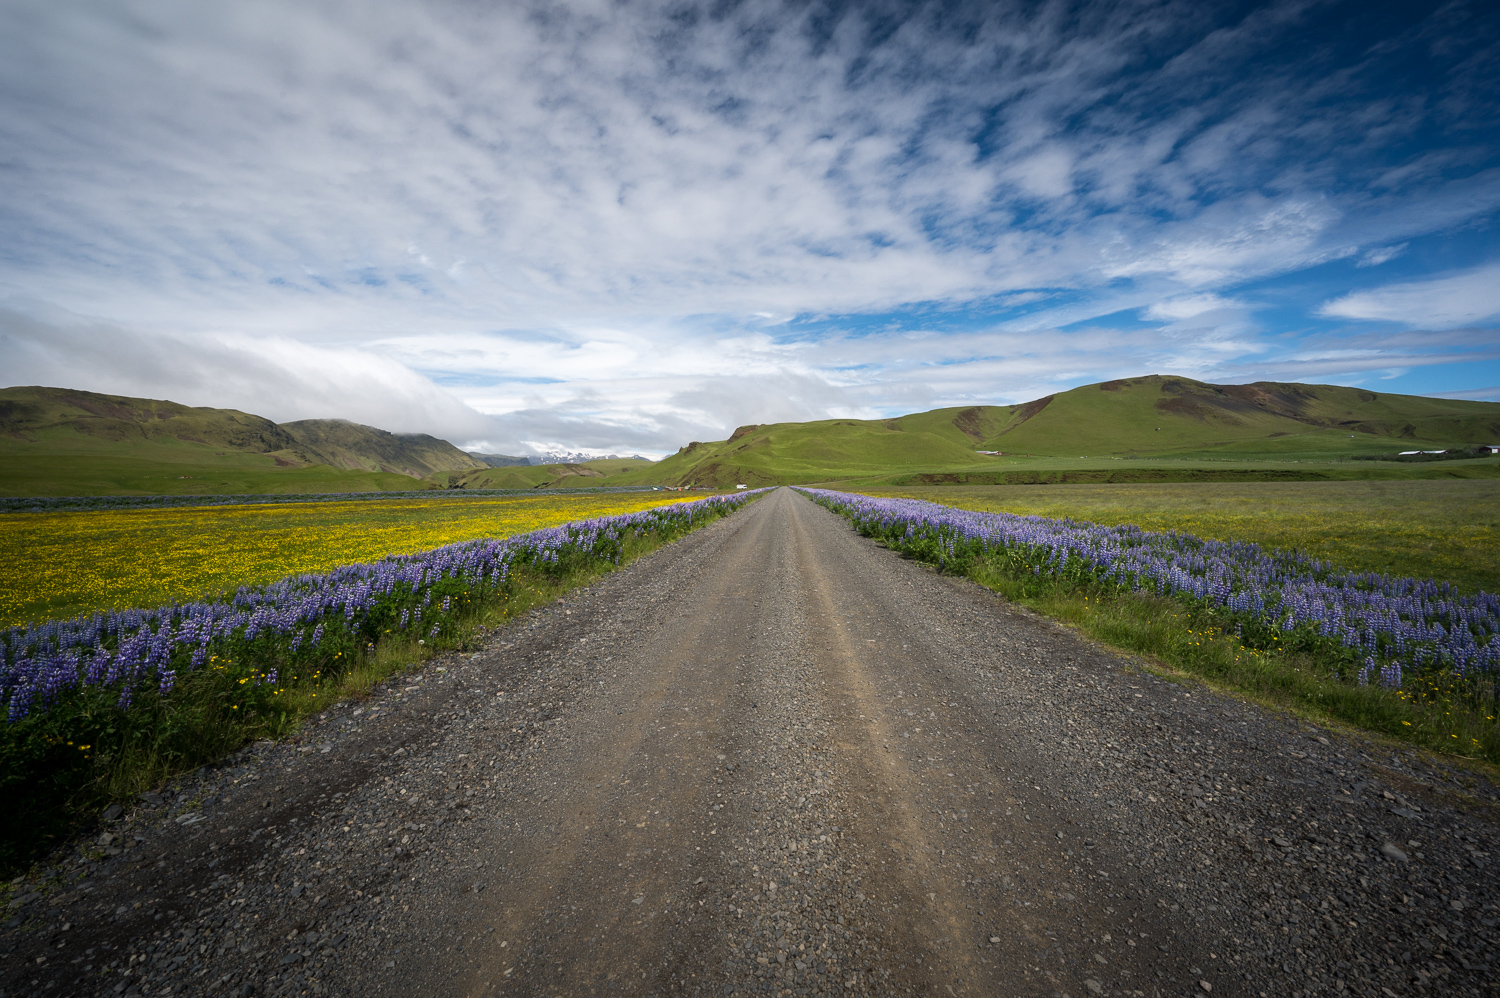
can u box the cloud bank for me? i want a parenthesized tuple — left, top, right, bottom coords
(1, 0, 1498, 453)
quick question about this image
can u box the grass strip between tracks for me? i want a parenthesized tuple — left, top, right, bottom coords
(0, 491, 763, 876)
(803, 489, 1500, 770)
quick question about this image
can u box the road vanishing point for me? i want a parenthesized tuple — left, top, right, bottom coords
(7, 487, 1498, 998)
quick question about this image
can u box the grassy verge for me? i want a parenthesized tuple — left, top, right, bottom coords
(0, 499, 748, 876)
(933, 550, 1500, 764)
(978, 561, 1494, 747)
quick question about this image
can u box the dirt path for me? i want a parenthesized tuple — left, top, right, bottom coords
(6, 487, 1500, 998)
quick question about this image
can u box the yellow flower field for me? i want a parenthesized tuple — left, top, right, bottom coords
(1, 492, 695, 627)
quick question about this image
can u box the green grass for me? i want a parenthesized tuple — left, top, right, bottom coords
(852, 479, 1500, 593)
(0, 454, 427, 497)
(823, 456, 1500, 488)
(971, 375, 1500, 458)
(592, 418, 996, 489)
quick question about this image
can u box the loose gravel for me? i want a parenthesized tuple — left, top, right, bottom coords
(3, 487, 1498, 998)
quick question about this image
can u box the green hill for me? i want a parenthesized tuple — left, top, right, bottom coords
(8, 377, 1497, 496)
(467, 452, 533, 467)
(971, 376, 1500, 458)
(433, 462, 607, 490)
(279, 419, 484, 478)
(577, 376, 1500, 489)
(432, 457, 657, 490)
(0, 386, 481, 496)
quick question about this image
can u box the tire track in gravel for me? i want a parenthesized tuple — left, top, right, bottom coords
(788, 497, 993, 991)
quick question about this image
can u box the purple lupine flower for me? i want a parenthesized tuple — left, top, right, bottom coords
(798, 487, 1498, 704)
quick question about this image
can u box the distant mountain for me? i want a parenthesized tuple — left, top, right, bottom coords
(532, 451, 650, 465)
(467, 452, 534, 467)
(617, 376, 1500, 487)
(279, 419, 484, 478)
(0, 386, 483, 481)
(465, 451, 649, 468)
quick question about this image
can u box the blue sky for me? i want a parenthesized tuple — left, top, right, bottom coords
(1, 0, 1497, 455)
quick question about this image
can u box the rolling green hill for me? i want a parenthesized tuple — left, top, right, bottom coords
(970, 376, 1500, 458)
(279, 419, 484, 478)
(433, 462, 608, 490)
(431, 457, 657, 490)
(7, 377, 1498, 496)
(0, 386, 481, 496)
(580, 376, 1500, 489)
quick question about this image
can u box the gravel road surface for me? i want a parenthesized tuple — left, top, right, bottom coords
(5, 487, 1500, 998)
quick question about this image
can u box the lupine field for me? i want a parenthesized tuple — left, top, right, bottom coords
(2, 492, 759, 725)
(0, 491, 762, 868)
(801, 488, 1500, 713)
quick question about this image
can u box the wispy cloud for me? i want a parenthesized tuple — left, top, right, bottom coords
(1426, 386, 1500, 403)
(1320, 264, 1500, 328)
(1, 0, 1497, 452)
(0, 303, 495, 440)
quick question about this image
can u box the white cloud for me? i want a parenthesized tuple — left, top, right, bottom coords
(1145, 294, 1245, 321)
(1425, 386, 1500, 403)
(1319, 264, 1500, 328)
(0, 303, 495, 441)
(0, 0, 1496, 452)
(1358, 243, 1407, 267)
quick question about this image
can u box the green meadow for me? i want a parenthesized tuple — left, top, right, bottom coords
(0, 454, 422, 497)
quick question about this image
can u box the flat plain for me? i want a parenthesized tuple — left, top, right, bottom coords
(854, 479, 1500, 593)
(0, 492, 692, 627)
(6, 487, 1496, 998)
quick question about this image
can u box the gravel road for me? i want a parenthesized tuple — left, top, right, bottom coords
(6, 486, 1500, 998)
